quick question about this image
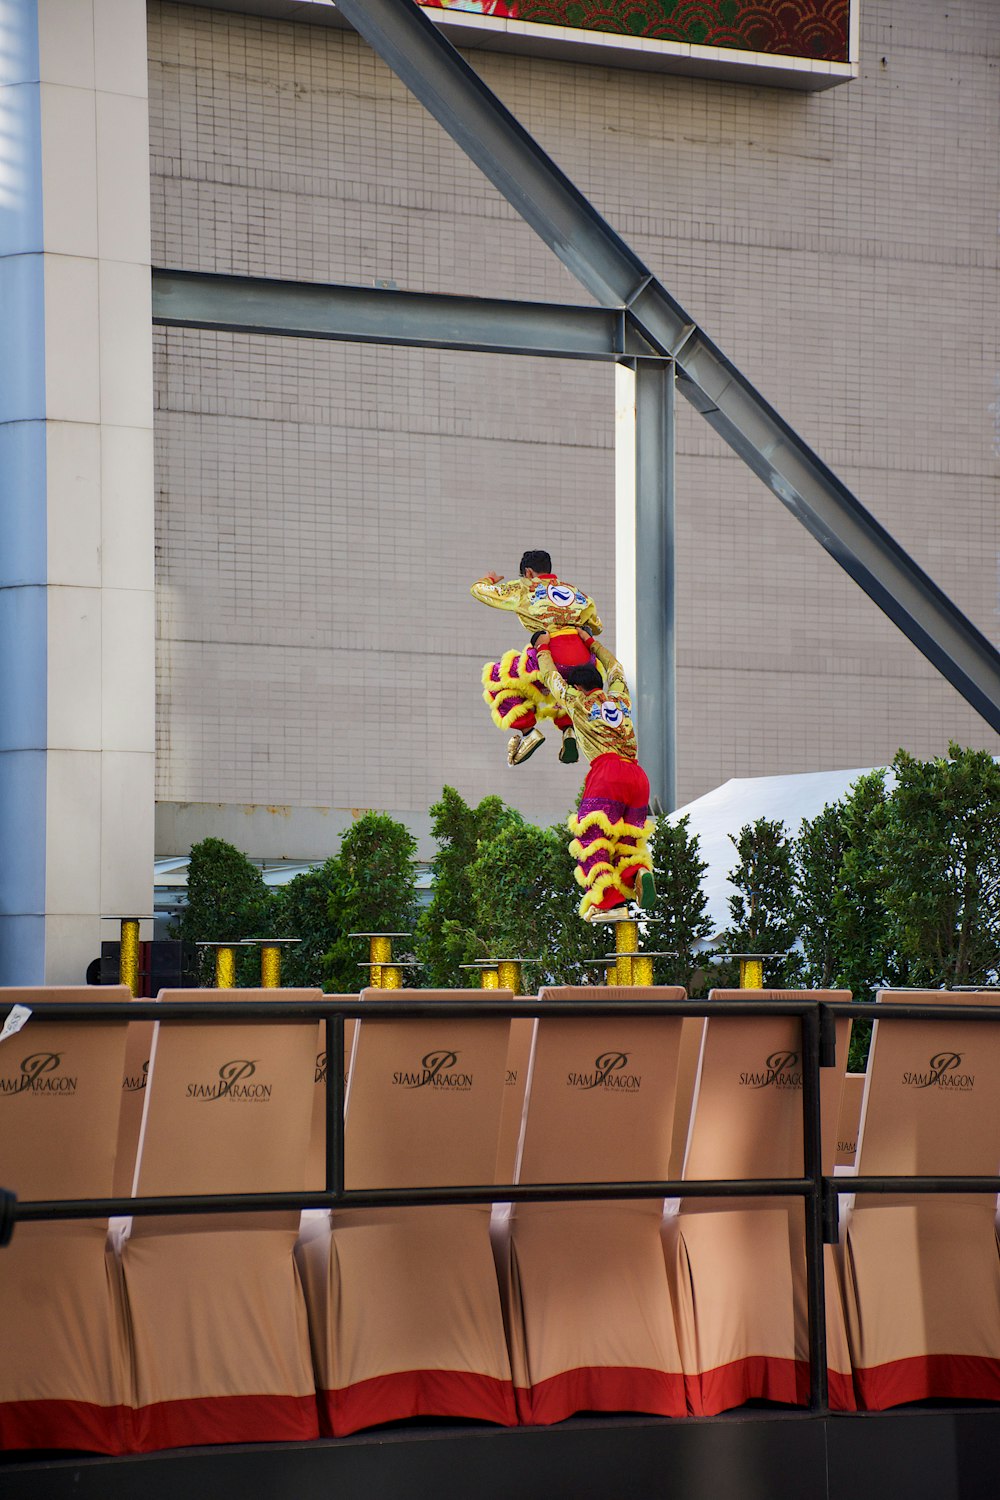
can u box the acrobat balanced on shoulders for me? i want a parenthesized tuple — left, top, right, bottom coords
(471, 549, 604, 767)
(535, 628, 656, 923)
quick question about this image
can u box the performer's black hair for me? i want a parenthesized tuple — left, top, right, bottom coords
(520, 549, 552, 575)
(563, 664, 602, 691)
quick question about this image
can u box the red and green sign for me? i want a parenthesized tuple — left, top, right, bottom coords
(416, 2, 850, 64)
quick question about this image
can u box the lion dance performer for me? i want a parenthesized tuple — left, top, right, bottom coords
(535, 629, 656, 921)
(471, 550, 604, 766)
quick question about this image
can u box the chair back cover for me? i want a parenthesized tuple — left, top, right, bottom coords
(856, 989, 1000, 1188)
(686, 992, 852, 1184)
(518, 987, 687, 1188)
(0, 985, 130, 1200)
(345, 995, 510, 1189)
(135, 988, 321, 1199)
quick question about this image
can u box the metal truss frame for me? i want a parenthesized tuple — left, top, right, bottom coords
(157, 0, 1000, 811)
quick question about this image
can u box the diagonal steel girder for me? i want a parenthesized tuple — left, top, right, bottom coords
(335, 0, 1000, 735)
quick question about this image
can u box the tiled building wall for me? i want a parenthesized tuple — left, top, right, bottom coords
(149, 0, 1000, 847)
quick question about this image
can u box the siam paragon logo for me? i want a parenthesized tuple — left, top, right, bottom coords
(393, 1049, 473, 1090)
(902, 1052, 974, 1090)
(123, 1059, 149, 1093)
(566, 1051, 641, 1092)
(0, 1052, 77, 1096)
(739, 1051, 802, 1089)
(186, 1059, 273, 1102)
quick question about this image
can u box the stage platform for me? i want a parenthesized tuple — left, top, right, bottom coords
(3, 1406, 1000, 1500)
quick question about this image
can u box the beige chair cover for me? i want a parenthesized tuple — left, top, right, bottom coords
(495, 986, 688, 1425)
(843, 989, 1000, 1410)
(0, 985, 132, 1453)
(834, 1073, 865, 1169)
(663, 991, 856, 1414)
(296, 993, 516, 1436)
(121, 987, 322, 1450)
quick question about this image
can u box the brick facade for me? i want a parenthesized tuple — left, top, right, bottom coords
(148, 0, 1000, 848)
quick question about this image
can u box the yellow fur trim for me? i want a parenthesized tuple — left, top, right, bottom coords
(568, 835, 614, 861)
(485, 689, 532, 731)
(614, 849, 653, 875)
(487, 648, 544, 693)
(579, 868, 630, 917)
(574, 859, 613, 889)
(569, 809, 656, 844)
(482, 652, 561, 731)
(568, 807, 619, 839)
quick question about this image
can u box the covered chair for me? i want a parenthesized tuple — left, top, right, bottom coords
(835, 1072, 865, 1169)
(0, 985, 132, 1453)
(843, 988, 1000, 1410)
(297, 996, 516, 1436)
(120, 987, 322, 1451)
(663, 991, 856, 1414)
(495, 986, 688, 1425)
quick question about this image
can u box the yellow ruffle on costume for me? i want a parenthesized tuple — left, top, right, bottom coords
(481, 650, 561, 730)
(567, 810, 655, 917)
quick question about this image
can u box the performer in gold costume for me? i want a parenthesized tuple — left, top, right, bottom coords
(535, 629, 656, 921)
(472, 549, 604, 765)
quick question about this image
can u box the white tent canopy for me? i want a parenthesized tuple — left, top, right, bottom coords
(669, 767, 882, 940)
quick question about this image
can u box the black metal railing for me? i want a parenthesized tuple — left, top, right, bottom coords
(5, 992, 1000, 1417)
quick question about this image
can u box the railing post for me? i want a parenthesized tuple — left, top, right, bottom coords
(800, 1003, 829, 1411)
(326, 1009, 345, 1202)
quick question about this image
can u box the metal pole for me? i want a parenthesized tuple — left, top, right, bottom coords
(616, 360, 675, 812)
(326, 1013, 344, 1198)
(480, 967, 500, 990)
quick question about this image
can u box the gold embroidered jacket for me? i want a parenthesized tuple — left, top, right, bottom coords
(470, 575, 603, 637)
(536, 641, 638, 764)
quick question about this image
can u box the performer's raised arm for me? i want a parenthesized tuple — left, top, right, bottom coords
(589, 638, 630, 702)
(470, 574, 530, 612)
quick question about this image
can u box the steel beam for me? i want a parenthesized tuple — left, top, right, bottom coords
(616, 361, 675, 812)
(151, 267, 650, 361)
(335, 0, 1000, 735)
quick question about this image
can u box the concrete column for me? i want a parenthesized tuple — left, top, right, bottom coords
(615, 359, 676, 813)
(0, 0, 154, 983)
